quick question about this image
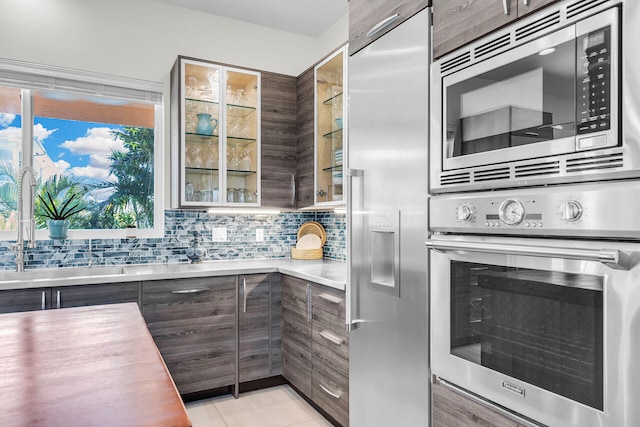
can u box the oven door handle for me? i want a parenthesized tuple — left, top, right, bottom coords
(425, 238, 628, 270)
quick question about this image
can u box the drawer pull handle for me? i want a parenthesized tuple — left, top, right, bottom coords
(318, 293, 343, 305)
(319, 383, 343, 400)
(366, 13, 400, 38)
(172, 288, 210, 294)
(319, 330, 344, 346)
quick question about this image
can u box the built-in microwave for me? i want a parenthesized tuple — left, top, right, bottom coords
(429, 1, 639, 193)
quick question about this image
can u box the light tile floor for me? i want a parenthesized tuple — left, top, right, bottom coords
(185, 384, 334, 427)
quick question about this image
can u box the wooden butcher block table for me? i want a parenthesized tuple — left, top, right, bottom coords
(0, 302, 191, 427)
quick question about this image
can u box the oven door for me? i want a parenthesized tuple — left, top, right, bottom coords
(428, 234, 640, 427)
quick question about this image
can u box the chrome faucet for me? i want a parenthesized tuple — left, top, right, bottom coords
(9, 166, 38, 272)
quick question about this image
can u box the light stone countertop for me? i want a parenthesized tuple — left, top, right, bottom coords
(0, 258, 347, 292)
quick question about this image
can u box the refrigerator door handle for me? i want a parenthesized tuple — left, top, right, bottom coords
(346, 168, 364, 332)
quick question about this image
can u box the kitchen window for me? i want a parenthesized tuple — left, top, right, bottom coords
(0, 59, 164, 239)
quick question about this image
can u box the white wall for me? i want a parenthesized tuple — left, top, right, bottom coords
(0, 0, 347, 78)
(0, 0, 348, 208)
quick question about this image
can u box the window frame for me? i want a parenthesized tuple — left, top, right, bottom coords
(0, 58, 165, 241)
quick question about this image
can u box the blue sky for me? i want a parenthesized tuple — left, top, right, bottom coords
(0, 113, 124, 184)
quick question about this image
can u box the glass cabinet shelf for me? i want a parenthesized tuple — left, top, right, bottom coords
(322, 92, 343, 105)
(323, 128, 343, 139)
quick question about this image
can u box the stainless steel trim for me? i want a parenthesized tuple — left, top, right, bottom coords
(319, 330, 345, 346)
(242, 277, 247, 313)
(41, 290, 46, 310)
(523, 0, 530, 5)
(426, 238, 626, 270)
(347, 319, 365, 332)
(437, 378, 543, 427)
(171, 288, 210, 294)
(318, 293, 343, 304)
(502, 0, 510, 15)
(291, 173, 296, 207)
(56, 290, 61, 309)
(234, 276, 239, 399)
(366, 14, 400, 38)
(306, 283, 311, 322)
(319, 383, 344, 399)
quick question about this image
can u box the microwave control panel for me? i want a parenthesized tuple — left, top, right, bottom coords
(577, 26, 611, 135)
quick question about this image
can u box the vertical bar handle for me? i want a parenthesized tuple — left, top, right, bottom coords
(243, 277, 247, 314)
(306, 283, 312, 322)
(291, 173, 296, 207)
(347, 168, 365, 331)
(41, 290, 46, 310)
(56, 290, 61, 309)
(503, 0, 510, 15)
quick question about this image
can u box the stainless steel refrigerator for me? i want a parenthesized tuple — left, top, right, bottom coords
(347, 9, 431, 427)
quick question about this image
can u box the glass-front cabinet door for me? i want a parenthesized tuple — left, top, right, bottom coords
(171, 57, 260, 208)
(314, 47, 346, 206)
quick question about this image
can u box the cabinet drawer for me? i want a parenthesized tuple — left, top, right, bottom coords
(312, 308, 348, 375)
(143, 277, 236, 322)
(311, 285, 346, 320)
(312, 359, 349, 427)
(55, 282, 139, 309)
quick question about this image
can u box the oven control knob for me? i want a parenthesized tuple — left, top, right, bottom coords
(562, 200, 583, 222)
(457, 205, 473, 221)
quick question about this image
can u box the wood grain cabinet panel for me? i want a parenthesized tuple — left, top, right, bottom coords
(239, 273, 282, 382)
(433, 380, 531, 427)
(281, 275, 349, 426)
(0, 282, 139, 314)
(54, 282, 139, 308)
(433, 0, 517, 59)
(295, 67, 315, 209)
(281, 275, 313, 396)
(142, 276, 237, 395)
(349, 0, 430, 55)
(261, 72, 297, 209)
(517, 0, 559, 18)
(432, 0, 560, 59)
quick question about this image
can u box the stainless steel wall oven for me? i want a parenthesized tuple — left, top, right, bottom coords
(428, 183, 640, 426)
(430, 0, 640, 194)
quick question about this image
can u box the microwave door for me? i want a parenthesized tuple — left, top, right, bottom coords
(443, 25, 578, 171)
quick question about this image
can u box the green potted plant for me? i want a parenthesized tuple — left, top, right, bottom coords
(37, 189, 85, 239)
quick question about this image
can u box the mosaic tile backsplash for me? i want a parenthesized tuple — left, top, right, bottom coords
(0, 210, 346, 271)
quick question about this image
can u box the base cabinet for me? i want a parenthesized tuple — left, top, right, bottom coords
(0, 282, 139, 314)
(281, 275, 349, 426)
(142, 276, 237, 395)
(239, 273, 282, 383)
(432, 379, 531, 427)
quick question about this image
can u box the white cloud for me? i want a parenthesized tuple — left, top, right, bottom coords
(69, 164, 112, 180)
(0, 126, 21, 140)
(54, 159, 70, 172)
(0, 113, 16, 127)
(60, 127, 128, 177)
(34, 123, 56, 144)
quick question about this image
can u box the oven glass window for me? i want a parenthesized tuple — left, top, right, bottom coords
(445, 39, 576, 158)
(450, 261, 603, 410)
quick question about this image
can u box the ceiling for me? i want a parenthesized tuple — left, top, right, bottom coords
(156, 0, 348, 37)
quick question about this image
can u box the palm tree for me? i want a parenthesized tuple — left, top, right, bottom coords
(34, 175, 93, 229)
(100, 127, 155, 229)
